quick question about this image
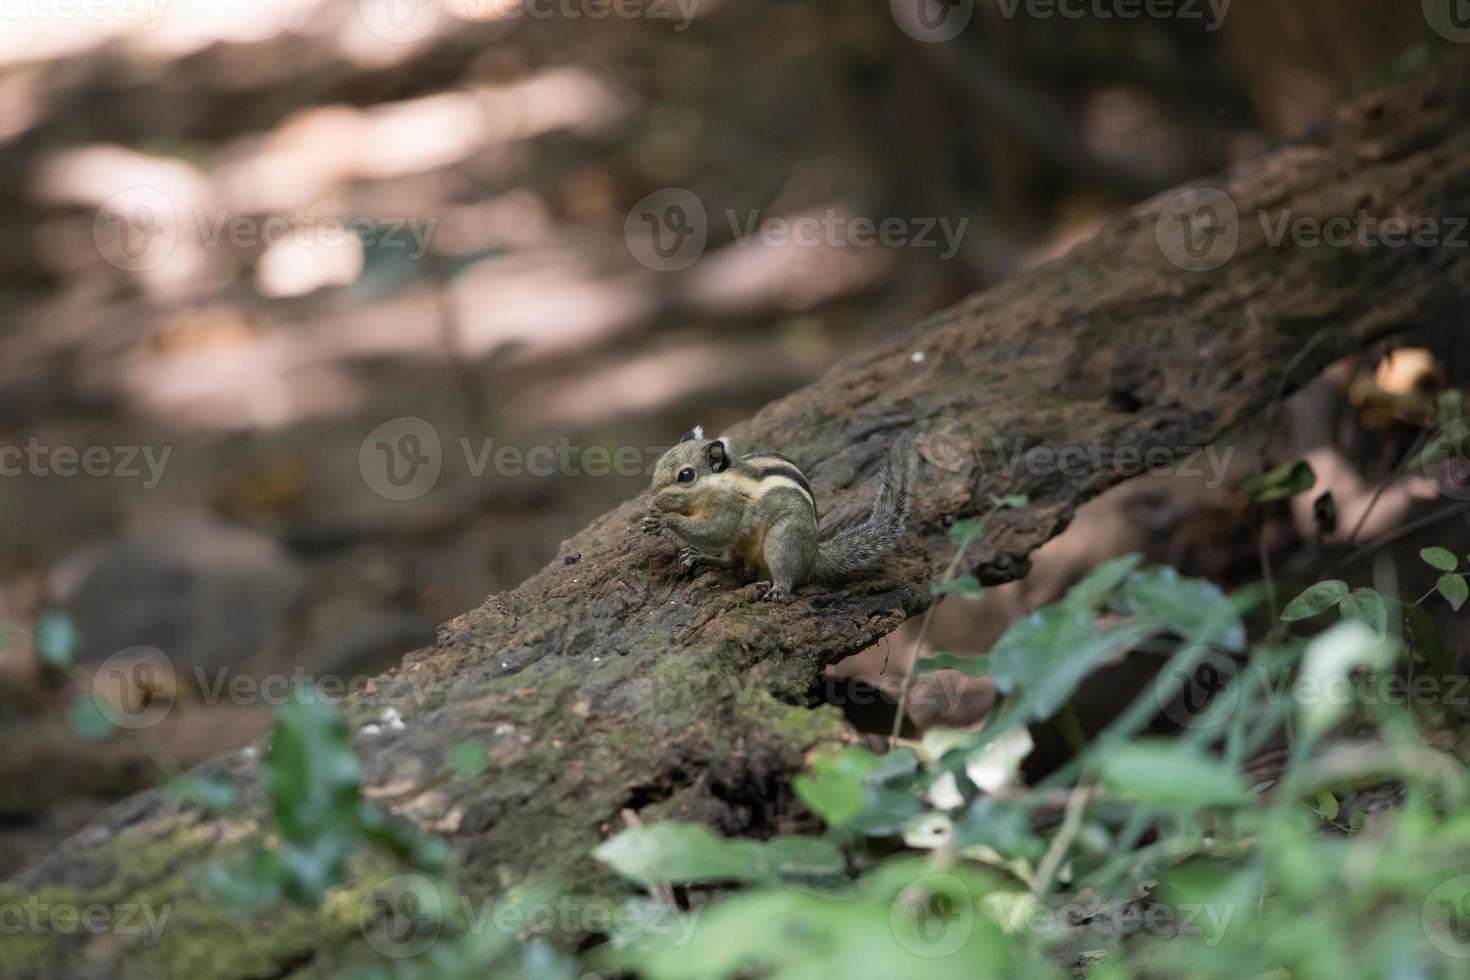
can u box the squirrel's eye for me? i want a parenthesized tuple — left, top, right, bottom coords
(677, 467, 696, 483)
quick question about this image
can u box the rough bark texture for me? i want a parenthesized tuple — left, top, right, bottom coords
(7, 57, 1470, 980)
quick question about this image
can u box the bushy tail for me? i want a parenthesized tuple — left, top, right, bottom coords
(815, 442, 911, 580)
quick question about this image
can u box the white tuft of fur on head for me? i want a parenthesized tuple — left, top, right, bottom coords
(692, 425, 704, 440)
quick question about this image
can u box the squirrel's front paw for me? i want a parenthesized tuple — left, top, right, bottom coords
(756, 582, 790, 603)
(640, 515, 662, 536)
(677, 547, 703, 575)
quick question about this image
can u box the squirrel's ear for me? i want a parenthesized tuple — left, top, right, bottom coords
(705, 439, 730, 473)
(680, 425, 705, 443)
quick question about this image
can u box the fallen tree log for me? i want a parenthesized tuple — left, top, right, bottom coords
(7, 56, 1470, 980)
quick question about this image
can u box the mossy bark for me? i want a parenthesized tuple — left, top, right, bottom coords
(8, 57, 1470, 980)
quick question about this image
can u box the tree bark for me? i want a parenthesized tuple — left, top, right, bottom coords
(7, 55, 1470, 980)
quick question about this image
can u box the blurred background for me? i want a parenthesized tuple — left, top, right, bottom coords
(0, 0, 1465, 874)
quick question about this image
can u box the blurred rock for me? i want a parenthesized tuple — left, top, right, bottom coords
(49, 513, 307, 675)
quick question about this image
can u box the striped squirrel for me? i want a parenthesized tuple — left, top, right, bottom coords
(641, 427, 911, 601)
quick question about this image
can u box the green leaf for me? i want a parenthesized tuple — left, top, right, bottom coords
(951, 798, 1043, 860)
(1338, 588, 1388, 635)
(1242, 459, 1316, 503)
(1100, 739, 1248, 808)
(261, 686, 363, 902)
(794, 747, 925, 836)
(1438, 573, 1469, 612)
(593, 823, 844, 887)
(931, 576, 982, 599)
(992, 494, 1030, 510)
(986, 605, 1157, 724)
(447, 740, 487, 779)
(1062, 553, 1142, 611)
(34, 611, 80, 670)
(913, 652, 991, 677)
(1422, 547, 1460, 572)
(1311, 790, 1340, 822)
(171, 774, 239, 811)
(68, 696, 114, 741)
(598, 860, 1011, 980)
(1281, 580, 1350, 621)
(1123, 567, 1247, 650)
(1298, 622, 1399, 737)
(949, 520, 983, 546)
(1408, 417, 1470, 469)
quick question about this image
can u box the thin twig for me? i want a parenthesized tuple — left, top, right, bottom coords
(1032, 781, 1092, 898)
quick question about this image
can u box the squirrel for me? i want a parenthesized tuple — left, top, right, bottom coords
(641, 426, 911, 601)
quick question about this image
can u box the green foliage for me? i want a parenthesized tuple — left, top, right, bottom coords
(594, 544, 1470, 980)
(33, 610, 79, 670)
(190, 530, 1470, 978)
(794, 746, 925, 837)
(1242, 459, 1316, 503)
(1437, 573, 1469, 612)
(593, 824, 844, 887)
(949, 520, 984, 546)
(1281, 579, 1350, 621)
(1421, 547, 1460, 572)
(1098, 740, 1247, 809)
(930, 575, 982, 598)
(598, 860, 1043, 980)
(446, 741, 488, 780)
(206, 686, 447, 910)
(67, 695, 113, 740)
